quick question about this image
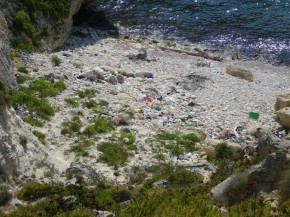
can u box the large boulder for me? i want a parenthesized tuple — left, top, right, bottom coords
(276, 107, 290, 129)
(275, 91, 290, 111)
(226, 66, 254, 82)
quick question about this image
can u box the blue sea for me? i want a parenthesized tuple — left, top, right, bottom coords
(92, 0, 290, 64)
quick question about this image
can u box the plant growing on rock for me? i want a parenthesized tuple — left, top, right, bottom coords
(83, 117, 114, 136)
(33, 130, 46, 144)
(0, 186, 12, 206)
(215, 142, 234, 160)
(23, 117, 44, 127)
(97, 143, 130, 168)
(51, 55, 61, 66)
(61, 116, 82, 136)
(65, 98, 79, 108)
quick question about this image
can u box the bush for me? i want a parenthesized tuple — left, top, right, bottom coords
(29, 78, 65, 97)
(61, 116, 82, 136)
(16, 75, 32, 84)
(98, 143, 129, 167)
(77, 89, 95, 99)
(23, 117, 44, 127)
(33, 130, 46, 144)
(18, 66, 29, 74)
(13, 11, 36, 38)
(215, 142, 234, 160)
(0, 81, 11, 106)
(82, 100, 98, 109)
(19, 134, 28, 148)
(83, 117, 114, 136)
(51, 55, 61, 66)
(168, 166, 203, 186)
(65, 98, 79, 108)
(17, 182, 63, 201)
(12, 88, 55, 119)
(0, 186, 12, 206)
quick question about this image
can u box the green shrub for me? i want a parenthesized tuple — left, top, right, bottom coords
(23, 117, 44, 127)
(51, 55, 61, 66)
(168, 166, 203, 186)
(65, 98, 79, 108)
(0, 81, 11, 106)
(82, 100, 98, 109)
(29, 78, 65, 97)
(83, 117, 114, 136)
(61, 116, 82, 136)
(0, 186, 12, 206)
(12, 88, 55, 119)
(77, 89, 95, 99)
(33, 130, 46, 144)
(13, 11, 36, 38)
(98, 143, 129, 167)
(215, 142, 234, 160)
(119, 132, 136, 145)
(18, 66, 29, 73)
(17, 182, 63, 201)
(19, 134, 28, 148)
(16, 75, 32, 84)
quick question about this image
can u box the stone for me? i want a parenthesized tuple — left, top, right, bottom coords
(66, 163, 98, 179)
(93, 66, 107, 80)
(119, 70, 135, 78)
(277, 107, 290, 128)
(107, 75, 118, 85)
(123, 138, 130, 144)
(113, 114, 131, 126)
(137, 48, 147, 60)
(101, 65, 116, 74)
(153, 180, 170, 189)
(116, 75, 125, 84)
(275, 91, 290, 111)
(226, 66, 253, 82)
(60, 196, 77, 210)
(95, 210, 115, 217)
(136, 72, 154, 78)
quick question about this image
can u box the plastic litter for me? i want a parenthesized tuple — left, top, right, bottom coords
(249, 112, 260, 120)
(145, 73, 154, 79)
(133, 108, 141, 113)
(144, 97, 153, 102)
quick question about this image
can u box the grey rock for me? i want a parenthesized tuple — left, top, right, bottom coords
(116, 74, 125, 84)
(61, 196, 77, 209)
(95, 210, 115, 217)
(66, 163, 98, 179)
(119, 70, 135, 78)
(107, 75, 118, 85)
(137, 48, 147, 60)
(153, 180, 170, 189)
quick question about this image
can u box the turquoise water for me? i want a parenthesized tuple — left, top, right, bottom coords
(93, 0, 290, 64)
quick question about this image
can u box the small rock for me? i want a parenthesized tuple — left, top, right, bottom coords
(107, 75, 118, 85)
(101, 65, 116, 74)
(153, 180, 170, 189)
(137, 48, 147, 60)
(276, 107, 290, 128)
(275, 91, 290, 111)
(116, 74, 125, 84)
(95, 210, 115, 217)
(119, 70, 135, 78)
(123, 138, 130, 144)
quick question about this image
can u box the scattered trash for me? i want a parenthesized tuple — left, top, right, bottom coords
(133, 108, 141, 113)
(249, 112, 260, 120)
(144, 97, 153, 102)
(145, 73, 154, 79)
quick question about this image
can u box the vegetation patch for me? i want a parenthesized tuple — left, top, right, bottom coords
(97, 143, 130, 168)
(16, 75, 32, 84)
(61, 116, 82, 136)
(33, 130, 46, 144)
(83, 117, 114, 136)
(51, 55, 61, 66)
(17, 66, 29, 74)
(155, 131, 200, 157)
(77, 89, 95, 99)
(23, 117, 44, 127)
(65, 98, 79, 108)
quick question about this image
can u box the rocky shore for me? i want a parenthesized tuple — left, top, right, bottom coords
(11, 26, 290, 185)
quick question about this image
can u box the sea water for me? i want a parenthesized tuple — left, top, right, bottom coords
(93, 0, 290, 64)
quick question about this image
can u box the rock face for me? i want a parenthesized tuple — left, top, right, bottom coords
(0, 13, 16, 89)
(226, 66, 254, 82)
(275, 92, 290, 128)
(48, 0, 92, 50)
(211, 130, 290, 205)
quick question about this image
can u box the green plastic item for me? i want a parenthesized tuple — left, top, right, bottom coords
(249, 112, 260, 120)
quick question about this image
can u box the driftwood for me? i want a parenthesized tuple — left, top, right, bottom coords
(157, 46, 223, 62)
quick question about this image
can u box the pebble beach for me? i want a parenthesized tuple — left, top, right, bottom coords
(15, 27, 290, 183)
